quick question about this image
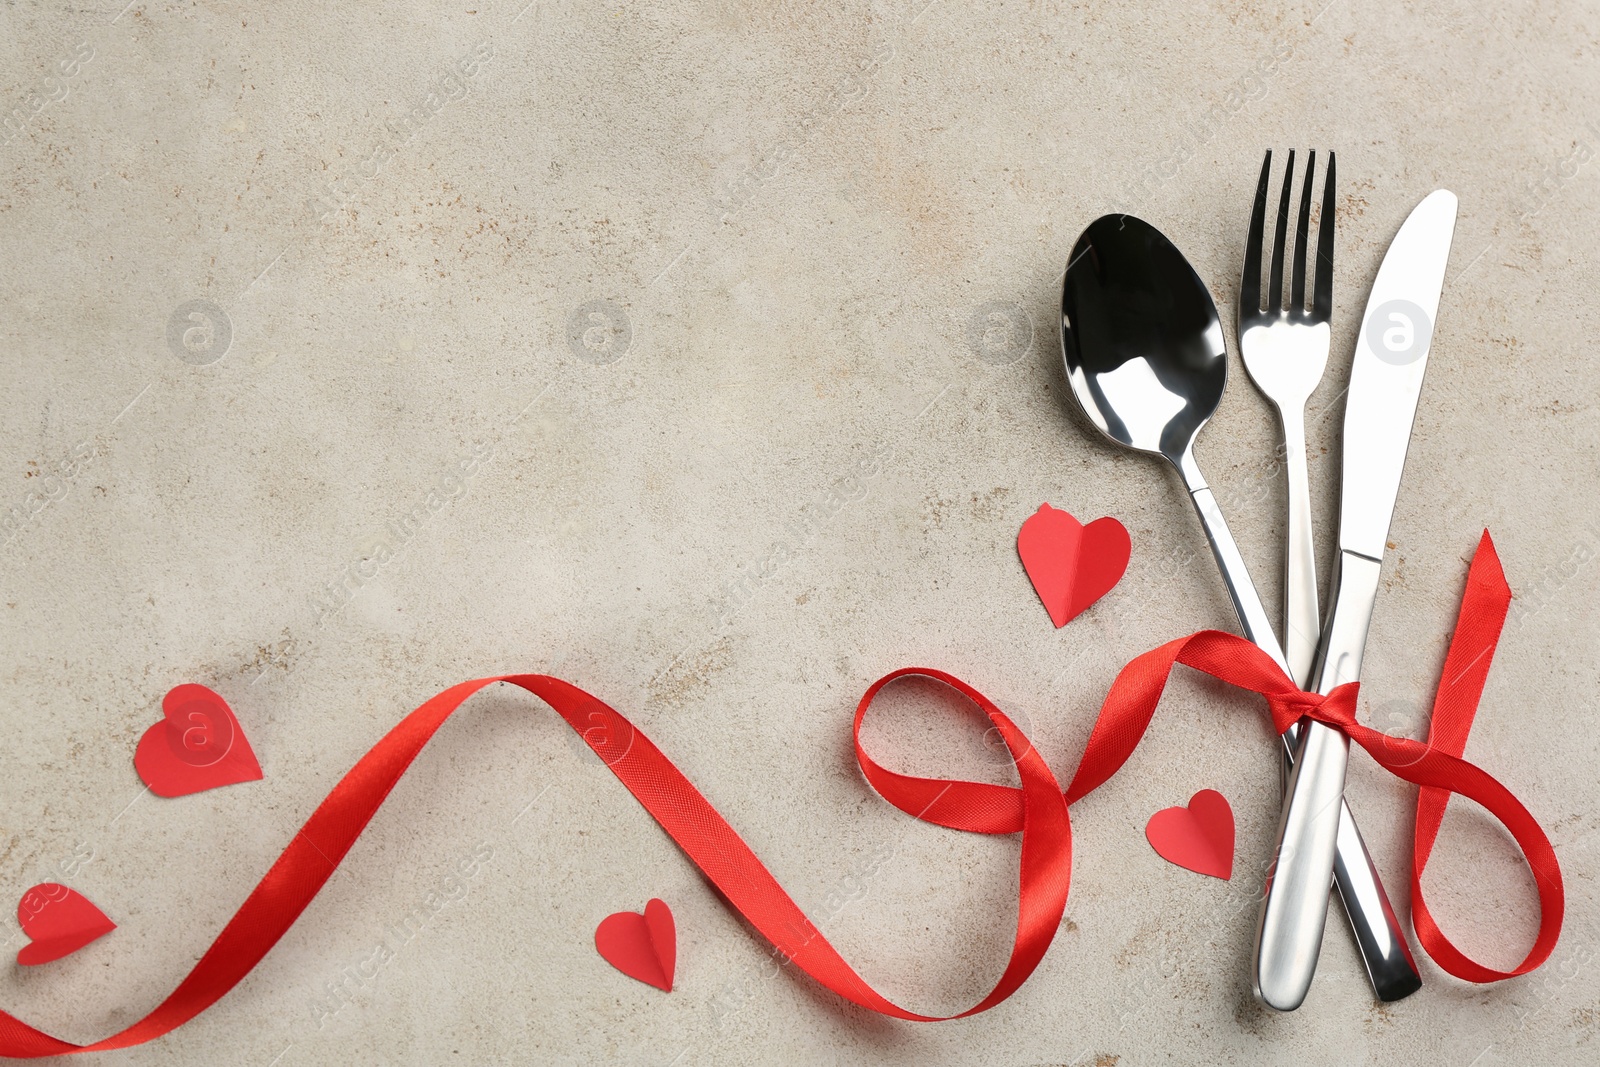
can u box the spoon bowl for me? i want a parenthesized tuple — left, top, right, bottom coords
(1059, 214, 1229, 476)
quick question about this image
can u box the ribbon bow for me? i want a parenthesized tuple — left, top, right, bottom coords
(0, 532, 1561, 1056)
(1264, 681, 1359, 733)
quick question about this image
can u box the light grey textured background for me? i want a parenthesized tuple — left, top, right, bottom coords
(2, 1, 1597, 1064)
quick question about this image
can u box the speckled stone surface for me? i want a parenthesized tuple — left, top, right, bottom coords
(2, 2, 1597, 1064)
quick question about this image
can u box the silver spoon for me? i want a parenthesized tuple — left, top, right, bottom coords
(1059, 214, 1418, 1003)
(1060, 214, 1280, 654)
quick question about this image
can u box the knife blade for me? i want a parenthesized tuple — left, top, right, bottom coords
(1253, 189, 1459, 1011)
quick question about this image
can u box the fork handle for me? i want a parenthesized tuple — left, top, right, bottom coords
(1276, 412, 1419, 1000)
(1281, 407, 1320, 686)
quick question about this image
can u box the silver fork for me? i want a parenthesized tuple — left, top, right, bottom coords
(1239, 149, 1334, 685)
(1238, 150, 1422, 1002)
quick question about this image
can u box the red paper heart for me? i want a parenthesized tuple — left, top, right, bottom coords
(594, 898, 676, 992)
(134, 684, 263, 798)
(1145, 789, 1235, 880)
(1017, 504, 1131, 627)
(16, 884, 116, 965)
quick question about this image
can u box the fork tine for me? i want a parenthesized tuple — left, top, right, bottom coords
(1268, 149, 1294, 312)
(1241, 150, 1271, 314)
(1313, 150, 1336, 320)
(1291, 152, 1315, 313)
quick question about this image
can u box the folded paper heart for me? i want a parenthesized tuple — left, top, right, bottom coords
(0, 532, 1563, 1057)
(134, 684, 263, 798)
(1146, 789, 1235, 880)
(594, 899, 676, 991)
(15, 885, 115, 966)
(1017, 505, 1131, 627)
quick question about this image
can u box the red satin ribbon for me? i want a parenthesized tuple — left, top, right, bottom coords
(0, 532, 1560, 1056)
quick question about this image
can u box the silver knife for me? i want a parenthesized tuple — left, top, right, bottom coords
(1254, 189, 1459, 1011)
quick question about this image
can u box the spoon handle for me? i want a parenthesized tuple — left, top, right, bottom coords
(1183, 478, 1419, 1005)
(1186, 484, 1289, 671)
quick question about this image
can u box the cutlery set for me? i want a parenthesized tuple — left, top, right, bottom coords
(1060, 152, 1459, 1009)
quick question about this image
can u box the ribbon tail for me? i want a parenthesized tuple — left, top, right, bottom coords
(0, 670, 1081, 1057)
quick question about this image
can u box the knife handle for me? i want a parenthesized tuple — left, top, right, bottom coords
(1255, 550, 1385, 1010)
(1256, 721, 1349, 1009)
